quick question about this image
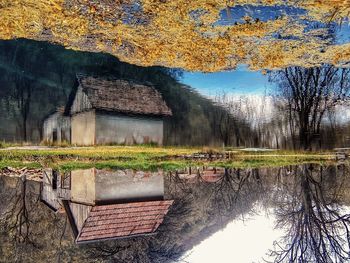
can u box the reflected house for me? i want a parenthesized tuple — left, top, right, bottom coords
(41, 169, 173, 244)
(176, 167, 225, 183)
(43, 75, 172, 145)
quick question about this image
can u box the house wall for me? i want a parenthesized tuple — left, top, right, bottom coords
(59, 116, 71, 142)
(95, 112, 164, 145)
(43, 112, 70, 143)
(71, 110, 96, 145)
(95, 170, 164, 203)
(70, 168, 96, 205)
(41, 169, 61, 211)
(43, 113, 59, 142)
(70, 85, 93, 114)
(69, 202, 92, 231)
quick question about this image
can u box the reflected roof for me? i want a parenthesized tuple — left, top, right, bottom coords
(75, 200, 174, 243)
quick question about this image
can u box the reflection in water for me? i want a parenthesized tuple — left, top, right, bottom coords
(1, 165, 350, 262)
(269, 165, 350, 263)
(187, 207, 283, 263)
(42, 169, 173, 244)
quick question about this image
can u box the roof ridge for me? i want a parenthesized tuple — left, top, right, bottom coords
(76, 73, 155, 87)
(93, 200, 173, 208)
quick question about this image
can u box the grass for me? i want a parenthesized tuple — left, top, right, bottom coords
(0, 160, 41, 170)
(0, 145, 336, 172)
(0, 141, 20, 149)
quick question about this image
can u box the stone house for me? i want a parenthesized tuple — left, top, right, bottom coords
(42, 75, 172, 145)
(41, 168, 174, 244)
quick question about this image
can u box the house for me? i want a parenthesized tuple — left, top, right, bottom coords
(176, 167, 225, 183)
(41, 168, 174, 244)
(42, 75, 172, 145)
(42, 107, 70, 144)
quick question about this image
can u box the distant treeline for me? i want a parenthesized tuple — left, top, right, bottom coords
(216, 93, 350, 151)
(0, 39, 252, 146)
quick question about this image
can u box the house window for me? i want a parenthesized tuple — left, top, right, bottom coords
(52, 170, 58, 190)
(61, 172, 71, 190)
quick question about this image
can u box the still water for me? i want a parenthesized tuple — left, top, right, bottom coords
(1, 164, 349, 263)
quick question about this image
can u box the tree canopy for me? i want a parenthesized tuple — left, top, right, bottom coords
(0, 1, 349, 72)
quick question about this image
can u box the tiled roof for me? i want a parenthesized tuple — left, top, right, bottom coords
(77, 76, 172, 116)
(76, 200, 174, 243)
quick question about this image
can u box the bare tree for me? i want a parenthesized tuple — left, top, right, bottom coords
(0, 172, 39, 245)
(13, 75, 34, 142)
(267, 165, 350, 263)
(213, 93, 253, 147)
(271, 66, 350, 150)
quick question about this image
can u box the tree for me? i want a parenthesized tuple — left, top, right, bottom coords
(212, 93, 252, 147)
(271, 65, 350, 150)
(268, 164, 350, 263)
(0, 172, 39, 245)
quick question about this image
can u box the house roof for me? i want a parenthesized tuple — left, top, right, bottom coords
(76, 75, 172, 116)
(75, 200, 174, 243)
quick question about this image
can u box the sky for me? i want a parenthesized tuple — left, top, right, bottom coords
(180, 7, 350, 98)
(180, 66, 273, 96)
(186, 207, 284, 263)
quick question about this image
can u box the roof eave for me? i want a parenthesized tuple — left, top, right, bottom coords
(94, 108, 173, 117)
(75, 232, 158, 245)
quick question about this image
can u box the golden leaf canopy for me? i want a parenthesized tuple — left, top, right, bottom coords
(0, 0, 349, 72)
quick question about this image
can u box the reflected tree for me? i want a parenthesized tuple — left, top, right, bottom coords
(268, 165, 350, 263)
(204, 168, 269, 218)
(0, 172, 41, 247)
(87, 241, 132, 261)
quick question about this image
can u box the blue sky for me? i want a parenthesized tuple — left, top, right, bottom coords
(180, 66, 273, 96)
(180, 19, 350, 97)
(336, 22, 350, 44)
(180, 7, 350, 97)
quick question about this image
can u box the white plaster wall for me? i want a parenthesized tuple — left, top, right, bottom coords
(71, 110, 96, 145)
(70, 168, 96, 205)
(43, 113, 59, 142)
(43, 113, 71, 143)
(95, 170, 164, 203)
(41, 169, 60, 210)
(95, 113, 164, 145)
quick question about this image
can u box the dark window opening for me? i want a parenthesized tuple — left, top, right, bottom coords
(53, 129, 58, 142)
(52, 170, 58, 190)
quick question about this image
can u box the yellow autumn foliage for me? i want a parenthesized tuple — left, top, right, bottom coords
(0, 0, 349, 71)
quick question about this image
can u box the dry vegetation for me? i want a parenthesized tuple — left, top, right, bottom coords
(0, 1, 349, 71)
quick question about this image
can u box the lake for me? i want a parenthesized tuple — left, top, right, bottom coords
(1, 163, 349, 262)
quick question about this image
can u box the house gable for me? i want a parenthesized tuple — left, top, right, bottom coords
(71, 85, 93, 115)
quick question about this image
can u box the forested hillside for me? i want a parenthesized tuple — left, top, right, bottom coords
(0, 39, 249, 146)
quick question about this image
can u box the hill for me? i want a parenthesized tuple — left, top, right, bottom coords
(0, 39, 248, 146)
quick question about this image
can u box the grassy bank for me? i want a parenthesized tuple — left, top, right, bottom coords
(0, 146, 336, 171)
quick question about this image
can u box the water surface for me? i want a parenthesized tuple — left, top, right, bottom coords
(1, 164, 349, 262)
